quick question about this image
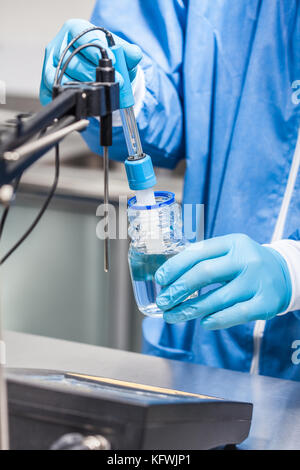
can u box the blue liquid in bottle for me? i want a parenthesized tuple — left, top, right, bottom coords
(128, 249, 175, 317)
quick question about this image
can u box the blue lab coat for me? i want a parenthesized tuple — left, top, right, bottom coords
(83, 0, 300, 380)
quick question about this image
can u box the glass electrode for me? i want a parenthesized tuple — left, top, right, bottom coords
(120, 107, 143, 158)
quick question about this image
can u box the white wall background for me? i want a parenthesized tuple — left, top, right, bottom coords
(0, 0, 95, 97)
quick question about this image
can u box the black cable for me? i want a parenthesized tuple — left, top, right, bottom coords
(54, 26, 115, 87)
(57, 43, 107, 86)
(0, 144, 60, 266)
(0, 209, 9, 242)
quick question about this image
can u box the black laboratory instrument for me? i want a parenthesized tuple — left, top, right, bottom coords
(7, 367, 252, 450)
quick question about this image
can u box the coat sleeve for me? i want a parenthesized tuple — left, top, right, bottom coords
(81, 0, 187, 169)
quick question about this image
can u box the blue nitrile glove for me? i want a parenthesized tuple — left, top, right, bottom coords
(155, 234, 292, 329)
(40, 18, 142, 105)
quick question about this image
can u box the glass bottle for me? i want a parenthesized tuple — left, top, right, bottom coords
(128, 191, 195, 318)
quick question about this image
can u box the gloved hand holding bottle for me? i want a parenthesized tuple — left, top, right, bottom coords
(155, 234, 292, 330)
(40, 18, 142, 105)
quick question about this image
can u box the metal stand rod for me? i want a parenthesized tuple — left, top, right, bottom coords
(103, 146, 109, 273)
(0, 270, 9, 450)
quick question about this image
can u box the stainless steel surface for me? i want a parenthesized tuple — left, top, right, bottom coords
(3, 119, 89, 161)
(103, 146, 109, 273)
(5, 330, 300, 450)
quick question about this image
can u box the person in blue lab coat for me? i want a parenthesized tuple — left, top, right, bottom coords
(40, 1, 300, 380)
